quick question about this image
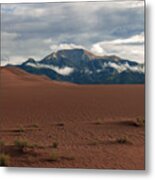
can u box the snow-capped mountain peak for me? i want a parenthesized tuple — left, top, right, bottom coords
(15, 48, 144, 84)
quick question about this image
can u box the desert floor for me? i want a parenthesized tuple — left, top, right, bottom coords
(0, 67, 145, 169)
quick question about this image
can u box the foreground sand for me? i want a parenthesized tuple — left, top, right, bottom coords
(0, 67, 145, 169)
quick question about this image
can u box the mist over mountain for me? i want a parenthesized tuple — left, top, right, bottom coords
(13, 48, 144, 84)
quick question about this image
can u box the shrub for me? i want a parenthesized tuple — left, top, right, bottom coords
(18, 127, 24, 133)
(50, 152, 58, 161)
(29, 143, 38, 148)
(0, 140, 5, 147)
(116, 136, 129, 144)
(0, 154, 10, 166)
(56, 123, 64, 127)
(94, 118, 103, 125)
(52, 142, 58, 148)
(31, 124, 39, 128)
(14, 139, 28, 152)
(61, 156, 75, 161)
(135, 117, 145, 127)
(89, 141, 98, 146)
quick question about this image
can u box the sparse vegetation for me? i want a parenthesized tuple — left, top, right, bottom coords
(18, 127, 24, 133)
(28, 143, 38, 148)
(14, 139, 29, 152)
(52, 142, 58, 148)
(56, 123, 64, 127)
(49, 151, 59, 161)
(88, 139, 102, 146)
(94, 118, 103, 125)
(31, 124, 39, 128)
(61, 155, 75, 161)
(88, 141, 98, 146)
(94, 122, 102, 125)
(116, 136, 129, 144)
(134, 117, 145, 127)
(0, 140, 5, 154)
(0, 140, 5, 147)
(48, 135, 52, 138)
(0, 154, 10, 166)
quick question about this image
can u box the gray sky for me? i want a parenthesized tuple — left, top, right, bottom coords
(1, 1, 144, 65)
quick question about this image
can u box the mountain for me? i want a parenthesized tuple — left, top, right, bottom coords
(15, 48, 144, 84)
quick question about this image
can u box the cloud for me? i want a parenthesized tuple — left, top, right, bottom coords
(1, 31, 57, 65)
(50, 43, 85, 52)
(1, 32, 19, 40)
(1, 1, 144, 65)
(98, 33, 144, 45)
(90, 44, 106, 54)
(26, 62, 74, 76)
(102, 62, 144, 73)
(110, 1, 144, 9)
(91, 33, 144, 62)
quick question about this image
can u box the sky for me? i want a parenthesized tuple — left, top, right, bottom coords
(1, 0, 144, 66)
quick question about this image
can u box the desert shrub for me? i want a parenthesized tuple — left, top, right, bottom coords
(31, 124, 39, 128)
(52, 142, 58, 148)
(0, 140, 5, 147)
(0, 154, 10, 166)
(56, 123, 64, 127)
(50, 152, 58, 161)
(0, 140, 6, 153)
(135, 117, 145, 127)
(18, 127, 24, 133)
(89, 141, 98, 146)
(28, 143, 38, 148)
(14, 139, 28, 152)
(61, 156, 75, 161)
(94, 118, 103, 125)
(116, 136, 129, 144)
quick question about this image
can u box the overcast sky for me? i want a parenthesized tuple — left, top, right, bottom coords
(1, 1, 144, 65)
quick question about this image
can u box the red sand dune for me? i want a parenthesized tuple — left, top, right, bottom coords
(0, 67, 145, 169)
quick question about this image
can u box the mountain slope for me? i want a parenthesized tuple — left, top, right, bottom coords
(15, 48, 144, 84)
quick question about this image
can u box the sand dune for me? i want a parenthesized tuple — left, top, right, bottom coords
(0, 67, 144, 169)
(0, 67, 75, 87)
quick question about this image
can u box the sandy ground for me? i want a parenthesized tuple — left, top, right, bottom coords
(0, 67, 145, 169)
